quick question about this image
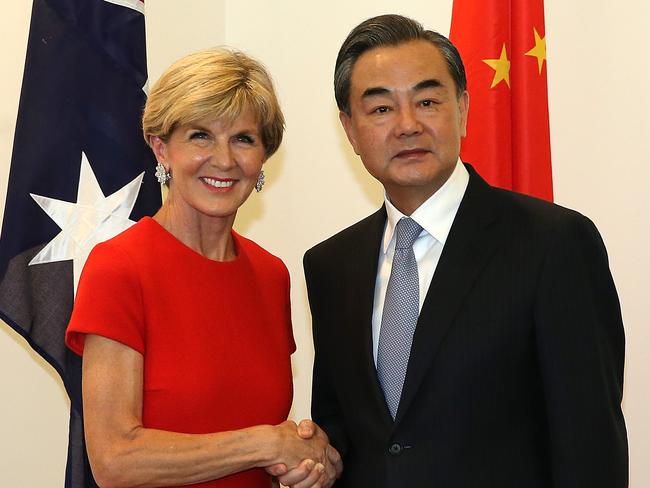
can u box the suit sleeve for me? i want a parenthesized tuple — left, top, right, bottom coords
(534, 214, 628, 487)
(304, 249, 349, 457)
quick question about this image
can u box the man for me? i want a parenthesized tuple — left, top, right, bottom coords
(302, 14, 628, 487)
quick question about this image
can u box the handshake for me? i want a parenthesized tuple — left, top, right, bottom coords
(264, 419, 343, 488)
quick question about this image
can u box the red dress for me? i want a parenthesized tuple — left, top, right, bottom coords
(66, 217, 295, 488)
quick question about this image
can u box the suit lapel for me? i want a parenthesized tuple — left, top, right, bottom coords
(394, 166, 503, 426)
(344, 206, 395, 428)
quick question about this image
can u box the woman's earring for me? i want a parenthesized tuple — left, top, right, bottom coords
(255, 170, 265, 192)
(155, 162, 171, 184)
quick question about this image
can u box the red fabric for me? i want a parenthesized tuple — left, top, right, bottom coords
(450, 0, 553, 201)
(67, 217, 295, 488)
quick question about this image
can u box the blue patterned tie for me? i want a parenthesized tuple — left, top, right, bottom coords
(377, 217, 423, 419)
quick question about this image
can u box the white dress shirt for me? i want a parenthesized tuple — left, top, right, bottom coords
(371, 160, 470, 364)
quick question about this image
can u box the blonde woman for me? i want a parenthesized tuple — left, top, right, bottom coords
(66, 48, 340, 488)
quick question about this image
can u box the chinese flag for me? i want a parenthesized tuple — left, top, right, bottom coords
(450, 0, 553, 201)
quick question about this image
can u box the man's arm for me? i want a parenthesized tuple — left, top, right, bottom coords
(304, 249, 350, 457)
(535, 214, 628, 487)
(262, 249, 349, 488)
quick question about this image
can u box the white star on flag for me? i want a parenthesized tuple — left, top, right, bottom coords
(29, 152, 144, 294)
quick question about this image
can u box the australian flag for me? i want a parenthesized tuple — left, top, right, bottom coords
(0, 0, 161, 486)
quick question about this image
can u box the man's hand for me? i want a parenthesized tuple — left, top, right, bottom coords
(265, 419, 343, 487)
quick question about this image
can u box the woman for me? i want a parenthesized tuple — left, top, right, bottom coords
(66, 48, 339, 488)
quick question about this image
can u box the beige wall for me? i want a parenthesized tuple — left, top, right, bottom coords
(1, 1, 648, 485)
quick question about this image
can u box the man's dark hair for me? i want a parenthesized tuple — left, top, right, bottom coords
(334, 14, 467, 115)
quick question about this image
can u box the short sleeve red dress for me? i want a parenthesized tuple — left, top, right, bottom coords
(66, 217, 295, 488)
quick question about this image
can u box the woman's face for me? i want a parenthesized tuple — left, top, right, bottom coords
(151, 108, 266, 221)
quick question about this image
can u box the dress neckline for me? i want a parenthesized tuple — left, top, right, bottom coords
(141, 216, 243, 266)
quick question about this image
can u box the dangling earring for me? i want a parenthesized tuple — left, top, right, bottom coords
(155, 162, 171, 184)
(255, 170, 265, 192)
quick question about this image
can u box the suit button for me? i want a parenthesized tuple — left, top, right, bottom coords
(388, 442, 402, 456)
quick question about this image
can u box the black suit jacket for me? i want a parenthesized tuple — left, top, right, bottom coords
(304, 165, 628, 487)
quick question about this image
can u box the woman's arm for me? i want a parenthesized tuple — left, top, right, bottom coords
(83, 334, 327, 488)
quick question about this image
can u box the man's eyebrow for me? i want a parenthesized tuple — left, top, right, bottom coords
(361, 86, 391, 99)
(360, 79, 445, 99)
(413, 78, 444, 91)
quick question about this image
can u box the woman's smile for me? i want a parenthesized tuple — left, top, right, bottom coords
(200, 176, 236, 191)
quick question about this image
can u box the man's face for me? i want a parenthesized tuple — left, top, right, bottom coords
(340, 40, 469, 214)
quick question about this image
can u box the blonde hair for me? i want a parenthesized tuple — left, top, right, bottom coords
(142, 47, 284, 158)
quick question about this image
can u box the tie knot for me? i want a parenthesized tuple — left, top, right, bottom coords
(395, 218, 422, 250)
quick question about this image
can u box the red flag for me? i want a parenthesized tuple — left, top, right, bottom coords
(450, 0, 553, 201)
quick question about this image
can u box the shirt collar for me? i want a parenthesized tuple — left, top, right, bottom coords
(382, 159, 469, 253)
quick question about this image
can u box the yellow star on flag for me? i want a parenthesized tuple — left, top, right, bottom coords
(525, 27, 547, 74)
(483, 43, 511, 88)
